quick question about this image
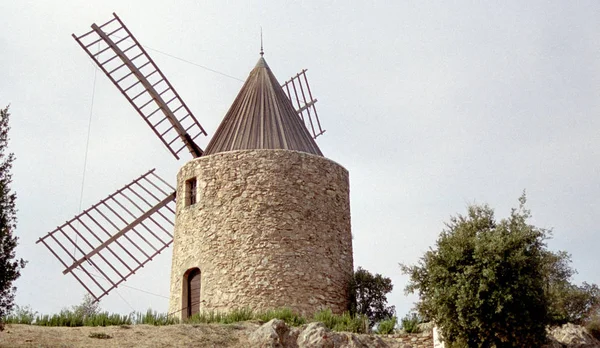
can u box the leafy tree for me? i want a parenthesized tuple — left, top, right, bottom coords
(401, 195, 552, 347)
(548, 280, 600, 325)
(0, 106, 25, 331)
(348, 267, 395, 326)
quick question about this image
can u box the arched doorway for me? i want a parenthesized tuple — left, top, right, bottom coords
(184, 268, 201, 318)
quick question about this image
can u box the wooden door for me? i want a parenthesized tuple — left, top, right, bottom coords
(187, 269, 201, 317)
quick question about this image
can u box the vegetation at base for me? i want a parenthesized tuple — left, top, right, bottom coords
(375, 316, 397, 334)
(187, 307, 254, 325)
(401, 193, 600, 347)
(135, 309, 178, 326)
(35, 310, 133, 327)
(312, 309, 369, 334)
(7, 302, 380, 333)
(348, 267, 395, 327)
(256, 307, 306, 326)
(400, 312, 421, 334)
(5, 305, 36, 324)
(0, 106, 26, 331)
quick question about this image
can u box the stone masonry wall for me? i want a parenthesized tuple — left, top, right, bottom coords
(168, 149, 353, 318)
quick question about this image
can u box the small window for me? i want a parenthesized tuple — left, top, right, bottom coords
(185, 178, 197, 206)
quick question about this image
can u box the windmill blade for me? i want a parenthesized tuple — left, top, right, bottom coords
(72, 13, 206, 159)
(282, 69, 325, 139)
(37, 169, 176, 302)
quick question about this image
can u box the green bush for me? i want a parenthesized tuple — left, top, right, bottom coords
(36, 310, 83, 327)
(35, 310, 132, 327)
(135, 309, 178, 326)
(84, 312, 132, 326)
(221, 308, 254, 324)
(5, 305, 37, 324)
(401, 313, 421, 333)
(376, 317, 397, 334)
(187, 308, 254, 324)
(257, 308, 306, 326)
(312, 309, 369, 334)
(401, 195, 553, 347)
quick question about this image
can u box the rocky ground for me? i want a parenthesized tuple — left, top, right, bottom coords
(0, 320, 597, 347)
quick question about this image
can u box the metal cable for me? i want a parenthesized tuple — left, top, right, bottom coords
(73, 45, 99, 259)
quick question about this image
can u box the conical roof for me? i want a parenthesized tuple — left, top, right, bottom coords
(203, 56, 323, 156)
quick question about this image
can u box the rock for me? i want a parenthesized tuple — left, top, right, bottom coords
(297, 322, 340, 348)
(250, 319, 298, 348)
(545, 323, 600, 348)
(250, 319, 411, 348)
(297, 322, 389, 348)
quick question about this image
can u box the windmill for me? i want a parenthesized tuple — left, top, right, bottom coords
(36, 13, 328, 306)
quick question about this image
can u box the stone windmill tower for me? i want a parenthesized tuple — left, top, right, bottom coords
(169, 55, 353, 319)
(37, 13, 353, 319)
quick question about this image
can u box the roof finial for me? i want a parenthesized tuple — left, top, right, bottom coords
(260, 27, 264, 56)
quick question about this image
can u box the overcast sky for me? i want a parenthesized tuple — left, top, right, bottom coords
(1, 1, 600, 318)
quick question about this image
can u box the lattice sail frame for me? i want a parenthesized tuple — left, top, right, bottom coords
(282, 69, 325, 139)
(37, 170, 176, 302)
(73, 13, 207, 160)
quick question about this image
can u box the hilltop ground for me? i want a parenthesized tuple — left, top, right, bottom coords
(1, 321, 598, 348)
(1, 322, 256, 348)
(0, 321, 433, 348)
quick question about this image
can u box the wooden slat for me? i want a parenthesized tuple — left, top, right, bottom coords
(38, 169, 177, 302)
(62, 192, 175, 274)
(72, 13, 207, 160)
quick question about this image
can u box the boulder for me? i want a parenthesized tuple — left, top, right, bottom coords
(249, 319, 299, 348)
(251, 320, 390, 348)
(546, 323, 600, 348)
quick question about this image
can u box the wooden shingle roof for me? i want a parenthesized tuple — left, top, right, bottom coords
(203, 57, 323, 156)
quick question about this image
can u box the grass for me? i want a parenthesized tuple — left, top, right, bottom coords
(401, 312, 421, 334)
(35, 310, 132, 327)
(188, 307, 254, 324)
(256, 308, 306, 326)
(5, 305, 37, 324)
(376, 316, 397, 334)
(135, 309, 179, 326)
(312, 309, 369, 334)
(7, 306, 384, 333)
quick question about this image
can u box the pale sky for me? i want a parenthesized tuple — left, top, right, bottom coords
(1, 1, 600, 318)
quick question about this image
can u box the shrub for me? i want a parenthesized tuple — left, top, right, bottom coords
(36, 310, 84, 327)
(135, 309, 178, 326)
(84, 312, 132, 326)
(376, 317, 397, 335)
(401, 195, 551, 347)
(257, 308, 306, 326)
(401, 312, 421, 334)
(221, 308, 254, 324)
(35, 310, 132, 327)
(186, 308, 253, 324)
(548, 281, 600, 325)
(312, 309, 369, 334)
(5, 305, 36, 324)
